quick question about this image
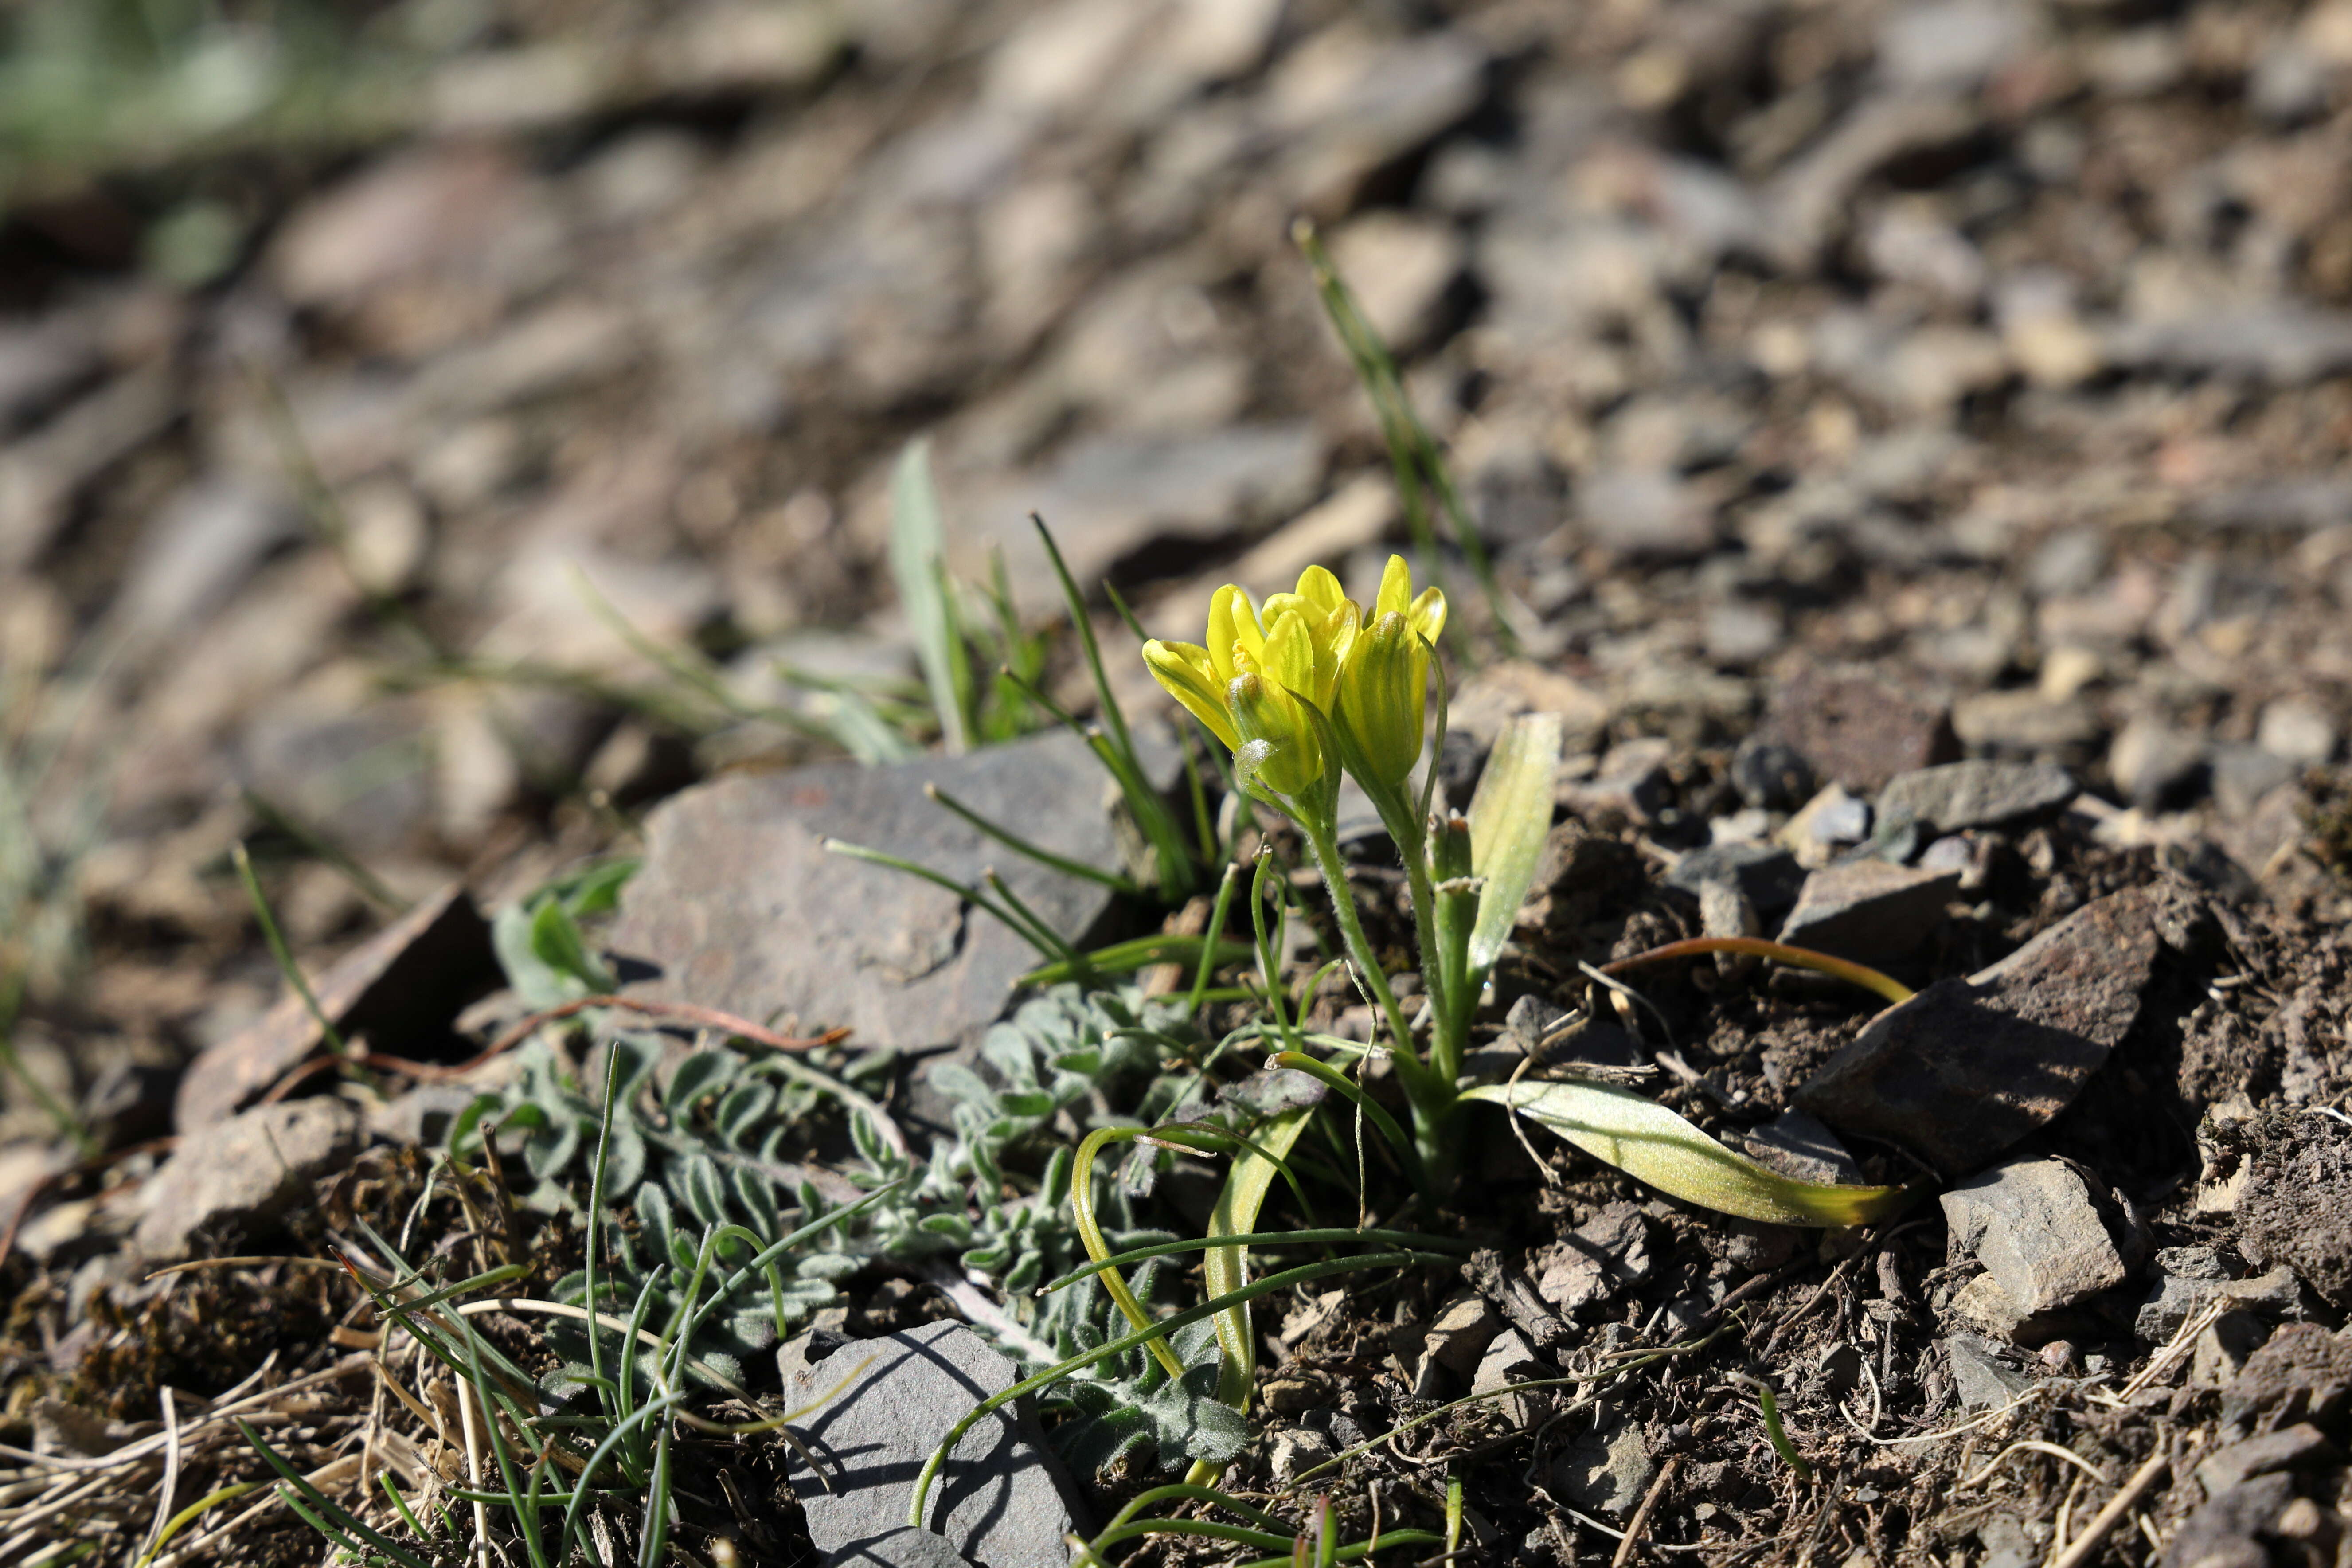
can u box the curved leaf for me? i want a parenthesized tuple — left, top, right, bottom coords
(1464, 712, 1561, 979)
(1463, 1079, 1918, 1227)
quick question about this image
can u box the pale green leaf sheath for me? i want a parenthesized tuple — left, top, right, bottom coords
(1463, 1080, 1916, 1227)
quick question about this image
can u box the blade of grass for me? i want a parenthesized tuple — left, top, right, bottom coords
(231, 841, 347, 1059)
(890, 439, 970, 753)
(924, 783, 1138, 893)
(821, 840, 1062, 962)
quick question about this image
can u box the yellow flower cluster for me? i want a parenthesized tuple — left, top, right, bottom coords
(1143, 557, 1445, 801)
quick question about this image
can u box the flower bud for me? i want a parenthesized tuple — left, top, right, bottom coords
(1333, 610, 1428, 786)
(1228, 672, 1325, 798)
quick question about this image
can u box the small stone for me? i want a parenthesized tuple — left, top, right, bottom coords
(1577, 469, 1718, 560)
(1796, 885, 2169, 1176)
(2189, 1312, 2270, 1389)
(134, 1099, 365, 1261)
(2108, 716, 2208, 809)
(1551, 1418, 1653, 1514)
(175, 884, 499, 1133)
(1951, 690, 2104, 754)
(1743, 1111, 1864, 1186)
(1781, 785, 1873, 868)
(1775, 860, 1961, 965)
(1266, 1427, 1335, 1484)
(776, 1322, 1087, 1568)
(2196, 1425, 2333, 1499)
(1665, 843, 1805, 917)
(1473, 1328, 1544, 1398)
(1944, 1333, 2035, 1410)
(1756, 666, 1960, 794)
(1558, 737, 1674, 829)
(1536, 1202, 1656, 1315)
(2257, 697, 2339, 766)
(1326, 212, 1463, 353)
(2211, 746, 2299, 820)
(1876, 761, 2076, 834)
(1940, 1159, 2125, 1318)
(2137, 1265, 2307, 1346)
(1731, 739, 1814, 812)
(1422, 1291, 1502, 1378)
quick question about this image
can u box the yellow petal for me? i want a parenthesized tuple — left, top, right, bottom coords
(1293, 564, 1349, 616)
(1142, 639, 1240, 750)
(1408, 586, 1446, 645)
(1261, 609, 1317, 699)
(1207, 585, 1261, 684)
(1375, 554, 1413, 620)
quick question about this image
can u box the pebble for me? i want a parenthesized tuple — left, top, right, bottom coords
(1730, 739, 1814, 813)
(1940, 1158, 2126, 1319)
(1775, 859, 1961, 964)
(2257, 696, 2340, 765)
(1779, 784, 1872, 868)
(1756, 665, 1961, 794)
(2136, 1263, 2308, 1346)
(1664, 843, 1805, 917)
(1797, 885, 2168, 1176)
(134, 1098, 365, 1261)
(776, 1322, 1088, 1568)
(1951, 690, 2103, 754)
(1557, 736, 1674, 828)
(1875, 760, 2077, 834)
(1551, 1418, 1654, 1514)
(1535, 1202, 1657, 1316)
(1943, 1333, 2036, 1410)
(2108, 715, 2209, 809)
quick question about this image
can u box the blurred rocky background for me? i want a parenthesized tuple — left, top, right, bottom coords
(4, 0, 2351, 1127)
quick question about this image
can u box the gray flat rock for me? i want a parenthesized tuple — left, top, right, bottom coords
(829, 1529, 981, 1568)
(1797, 885, 2166, 1175)
(1940, 1158, 2124, 1317)
(1775, 858, 1960, 963)
(1876, 760, 2076, 833)
(611, 728, 1158, 1055)
(1754, 664, 1959, 793)
(135, 1098, 365, 1261)
(777, 1322, 1087, 1568)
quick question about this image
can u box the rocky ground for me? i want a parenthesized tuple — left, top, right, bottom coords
(7, 0, 2352, 1564)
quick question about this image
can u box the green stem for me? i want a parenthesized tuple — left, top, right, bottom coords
(1297, 819, 1412, 1070)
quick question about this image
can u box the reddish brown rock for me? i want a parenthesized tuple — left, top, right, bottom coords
(1756, 665, 1960, 794)
(1796, 885, 2167, 1176)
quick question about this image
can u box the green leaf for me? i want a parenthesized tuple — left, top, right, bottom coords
(1462, 1079, 1919, 1227)
(530, 897, 616, 993)
(1202, 1104, 1317, 1407)
(890, 437, 970, 753)
(1464, 712, 1561, 979)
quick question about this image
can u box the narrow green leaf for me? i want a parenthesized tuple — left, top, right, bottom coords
(1463, 712, 1561, 979)
(890, 438, 968, 753)
(1463, 1079, 1918, 1227)
(1203, 1104, 1317, 1406)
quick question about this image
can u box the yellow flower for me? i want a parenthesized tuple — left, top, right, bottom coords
(1142, 566, 1364, 785)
